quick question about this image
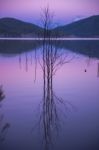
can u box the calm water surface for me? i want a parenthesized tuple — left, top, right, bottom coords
(0, 40, 99, 150)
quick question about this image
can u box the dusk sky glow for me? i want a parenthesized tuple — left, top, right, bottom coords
(0, 0, 99, 26)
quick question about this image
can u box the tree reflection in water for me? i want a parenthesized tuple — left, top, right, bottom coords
(36, 39, 74, 150)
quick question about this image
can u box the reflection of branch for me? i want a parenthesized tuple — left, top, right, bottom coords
(0, 123, 10, 142)
(19, 55, 22, 70)
(0, 85, 10, 143)
(97, 62, 99, 78)
(34, 48, 37, 83)
(25, 53, 28, 72)
(0, 85, 5, 102)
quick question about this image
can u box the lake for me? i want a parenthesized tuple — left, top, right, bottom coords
(0, 40, 99, 150)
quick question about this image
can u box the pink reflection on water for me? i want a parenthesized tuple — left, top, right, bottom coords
(0, 52, 99, 150)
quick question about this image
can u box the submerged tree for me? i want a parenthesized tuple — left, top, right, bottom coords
(36, 6, 74, 150)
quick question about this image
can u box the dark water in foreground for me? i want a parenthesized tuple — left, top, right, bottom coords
(0, 40, 99, 150)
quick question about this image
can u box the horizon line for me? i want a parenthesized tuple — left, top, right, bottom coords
(0, 38, 99, 41)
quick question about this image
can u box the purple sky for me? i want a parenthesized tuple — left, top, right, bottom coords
(0, 0, 99, 26)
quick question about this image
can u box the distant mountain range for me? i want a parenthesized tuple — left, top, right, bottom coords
(0, 15, 99, 37)
(0, 18, 43, 37)
(53, 15, 99, 37)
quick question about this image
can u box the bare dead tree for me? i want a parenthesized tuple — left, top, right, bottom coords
(35, 6, 74, 150)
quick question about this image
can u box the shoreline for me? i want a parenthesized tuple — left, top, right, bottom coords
(0, 37, 99, 41)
